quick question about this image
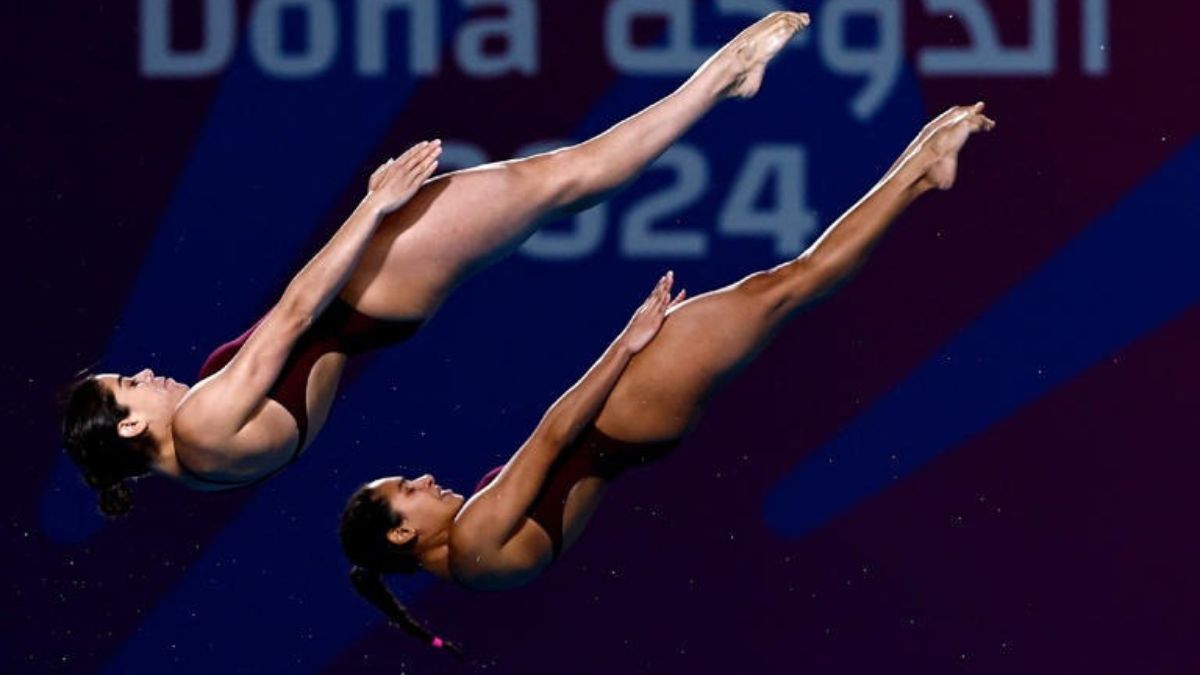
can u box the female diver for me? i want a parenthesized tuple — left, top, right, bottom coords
(339, 104, 997, 656)
(61, 12, 812, 514)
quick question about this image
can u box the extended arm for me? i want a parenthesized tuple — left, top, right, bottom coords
(174, 142, 442, 452)
(277, 140, 442, 328)
(450, 273, 683, 578)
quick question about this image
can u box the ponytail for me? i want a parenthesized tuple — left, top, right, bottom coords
(340, 485, 463, 660)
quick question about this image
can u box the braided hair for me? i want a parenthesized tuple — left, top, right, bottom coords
(339, 484, 464, 660)
(61, 376, 156, 517)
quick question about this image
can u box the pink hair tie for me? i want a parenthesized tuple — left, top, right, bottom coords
(431, 637, 445, 649)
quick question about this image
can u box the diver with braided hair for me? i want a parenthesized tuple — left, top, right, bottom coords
(339, 104, 996, 656)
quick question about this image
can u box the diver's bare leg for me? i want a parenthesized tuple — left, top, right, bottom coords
(344, 12, 810, 319)
(595, 106, 996, 442)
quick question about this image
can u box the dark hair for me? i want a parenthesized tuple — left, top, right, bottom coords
(61, 376, 156, 517)
(339, 485, 464, 660)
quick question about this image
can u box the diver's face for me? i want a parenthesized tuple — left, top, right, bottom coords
(94, 369, 190, 439)
(370, 474, 464, 545)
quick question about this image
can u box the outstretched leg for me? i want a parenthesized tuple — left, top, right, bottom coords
(595, 105, 996, 443)
(344, 12, 810, 320)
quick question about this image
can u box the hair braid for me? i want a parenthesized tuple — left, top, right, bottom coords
(340, 485, 463, 660)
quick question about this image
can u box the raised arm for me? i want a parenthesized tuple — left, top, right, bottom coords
(450, 273, 684, 581)
(174, 142, 442, 455)
(278, 140, 443, 329)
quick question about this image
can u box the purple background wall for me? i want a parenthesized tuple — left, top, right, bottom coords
(9, 1, 1200, 673)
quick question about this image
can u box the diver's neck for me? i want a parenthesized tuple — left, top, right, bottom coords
(150, 431, 182, 479)
(418, 533, 453, 581)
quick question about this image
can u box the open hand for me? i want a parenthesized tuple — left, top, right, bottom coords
(621, 271, 687, 353)
(368, 140, 442, 215)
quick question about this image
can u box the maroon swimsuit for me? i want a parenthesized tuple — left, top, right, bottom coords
(474, 425, 679, 557)
(184, 298, 422, 487)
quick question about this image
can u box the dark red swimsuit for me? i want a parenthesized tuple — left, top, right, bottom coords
(474, 425, 678, 557)
(184, 298, 422, 487)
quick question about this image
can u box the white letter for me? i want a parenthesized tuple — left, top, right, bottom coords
(606, 0, 707, 75)
(919, 0, 1055, 76)
(456, 0, 538, 77)
(1082, 0, 1109, 76)
(818, 0, 903, 120)
(140, 0, 235, 78)
(250, 0, 338, 79)
(718, 145, 818, 256)
(357, 0, 440, 76)
(716, 0, 809, 47)
(620, 145, 709, 258)
(716, 0, 786, 16)
(517, 141, 607, 260)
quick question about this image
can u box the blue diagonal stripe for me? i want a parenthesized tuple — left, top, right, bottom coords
(763, 137, 1200, 537)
